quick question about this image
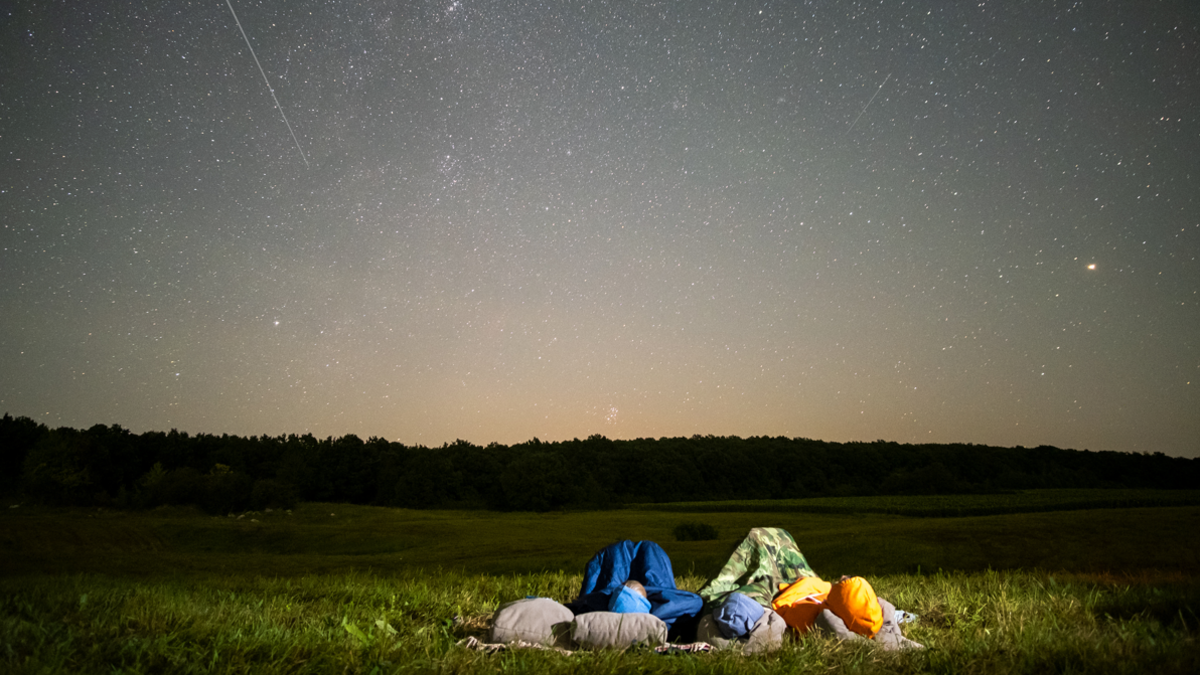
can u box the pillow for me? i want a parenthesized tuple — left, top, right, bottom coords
(742, 607, 787, 654)
(824, 577, 883, 637)
(817, 599, 924, 650)
(695, 613, 735, 650)
(814, 608, 865, 642)
(696, 607, 786, 654)
(489, 598, 574, 647)
(571, 611, 668, 649)
(874, 598, 925, 651)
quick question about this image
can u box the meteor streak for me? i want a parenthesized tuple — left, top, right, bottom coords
(225, 0, 309, 167)
(847, 73, 891, 134)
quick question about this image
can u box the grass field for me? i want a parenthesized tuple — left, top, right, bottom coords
(2, 491, 1198, 673)
(632, 488, 1200, 517)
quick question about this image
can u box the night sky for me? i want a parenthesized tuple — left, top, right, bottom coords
(2, 1, 1197, 457)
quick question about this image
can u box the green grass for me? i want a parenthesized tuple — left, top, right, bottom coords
(5, 499, 1197, 578)
(2, 493, 1198, 673)
(4, 568, 1196, 674)
(631, 488, 1200, 516)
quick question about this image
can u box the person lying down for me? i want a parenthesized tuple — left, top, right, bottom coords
(470, 540, 703, 652)
(698, 527, 923, 653)
(607, 580, 651, 613)
(468, 530, 919, 653)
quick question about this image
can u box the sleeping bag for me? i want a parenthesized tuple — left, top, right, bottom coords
(566, 540, 703, 632)
(771, 575, 833, 633)
(825, 576, 883, 637)
(698, 527, 818, 609)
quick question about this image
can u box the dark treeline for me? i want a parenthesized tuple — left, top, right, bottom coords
(2, 413, 1196, 513)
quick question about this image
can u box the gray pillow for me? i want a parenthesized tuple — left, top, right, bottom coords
(744, 608, 787, 654)
(815, 607, 865, 641)
(570, 611, 668, 650)
(816, 598, 924, 650)
(489, 598, 574, 647)
(875, 598, 924, 651)
(696, 607, 786, 654)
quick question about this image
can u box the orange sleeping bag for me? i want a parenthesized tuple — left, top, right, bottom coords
(825, 576, 883, 637)
(773, 575, 884, 638)
(771, 576, 832, 633)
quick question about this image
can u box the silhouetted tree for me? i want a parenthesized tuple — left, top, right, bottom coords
(0, 414, 47, 497)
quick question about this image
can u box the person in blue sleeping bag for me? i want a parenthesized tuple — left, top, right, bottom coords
(607, 580, 651, 613)
(566, 539, 704, 640)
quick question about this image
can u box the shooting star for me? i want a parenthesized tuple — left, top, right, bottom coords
(846, 73, 891, 134)
(225, 0, 309, 167)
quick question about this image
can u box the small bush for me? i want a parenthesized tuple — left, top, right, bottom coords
(251, 479, 299, 510)
(673, 522, 719, 541)
(199, 470, 253, 515)
(139, 467, 253, 514)
(142, 467, 206, 508)
(21, 430, 96, 506)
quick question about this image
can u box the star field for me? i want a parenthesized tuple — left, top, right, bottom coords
(2, 1, 1197, 456)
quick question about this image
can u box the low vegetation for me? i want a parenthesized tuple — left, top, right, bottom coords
(3, 567, 1196, 674)
(637, 488, 1200, 517)
(2, 493, 1197, 673)
(672, 521, 720, 541)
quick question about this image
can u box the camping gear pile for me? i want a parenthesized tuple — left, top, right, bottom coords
(470, 527, 923, 653)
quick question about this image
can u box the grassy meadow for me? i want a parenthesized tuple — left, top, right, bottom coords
(2, 490, 1199, 673)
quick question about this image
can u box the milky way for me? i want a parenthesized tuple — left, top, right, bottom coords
(1, 1, 1197, 456)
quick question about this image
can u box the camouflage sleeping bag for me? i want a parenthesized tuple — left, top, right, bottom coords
(698, 527, 817, 609)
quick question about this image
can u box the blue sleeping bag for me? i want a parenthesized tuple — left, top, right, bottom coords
(566, 540, 703, 632)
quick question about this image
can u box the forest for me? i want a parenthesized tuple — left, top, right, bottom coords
(2, 413, 1196, 513)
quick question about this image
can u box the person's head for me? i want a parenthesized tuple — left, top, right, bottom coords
(607, 579, 651, 613)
